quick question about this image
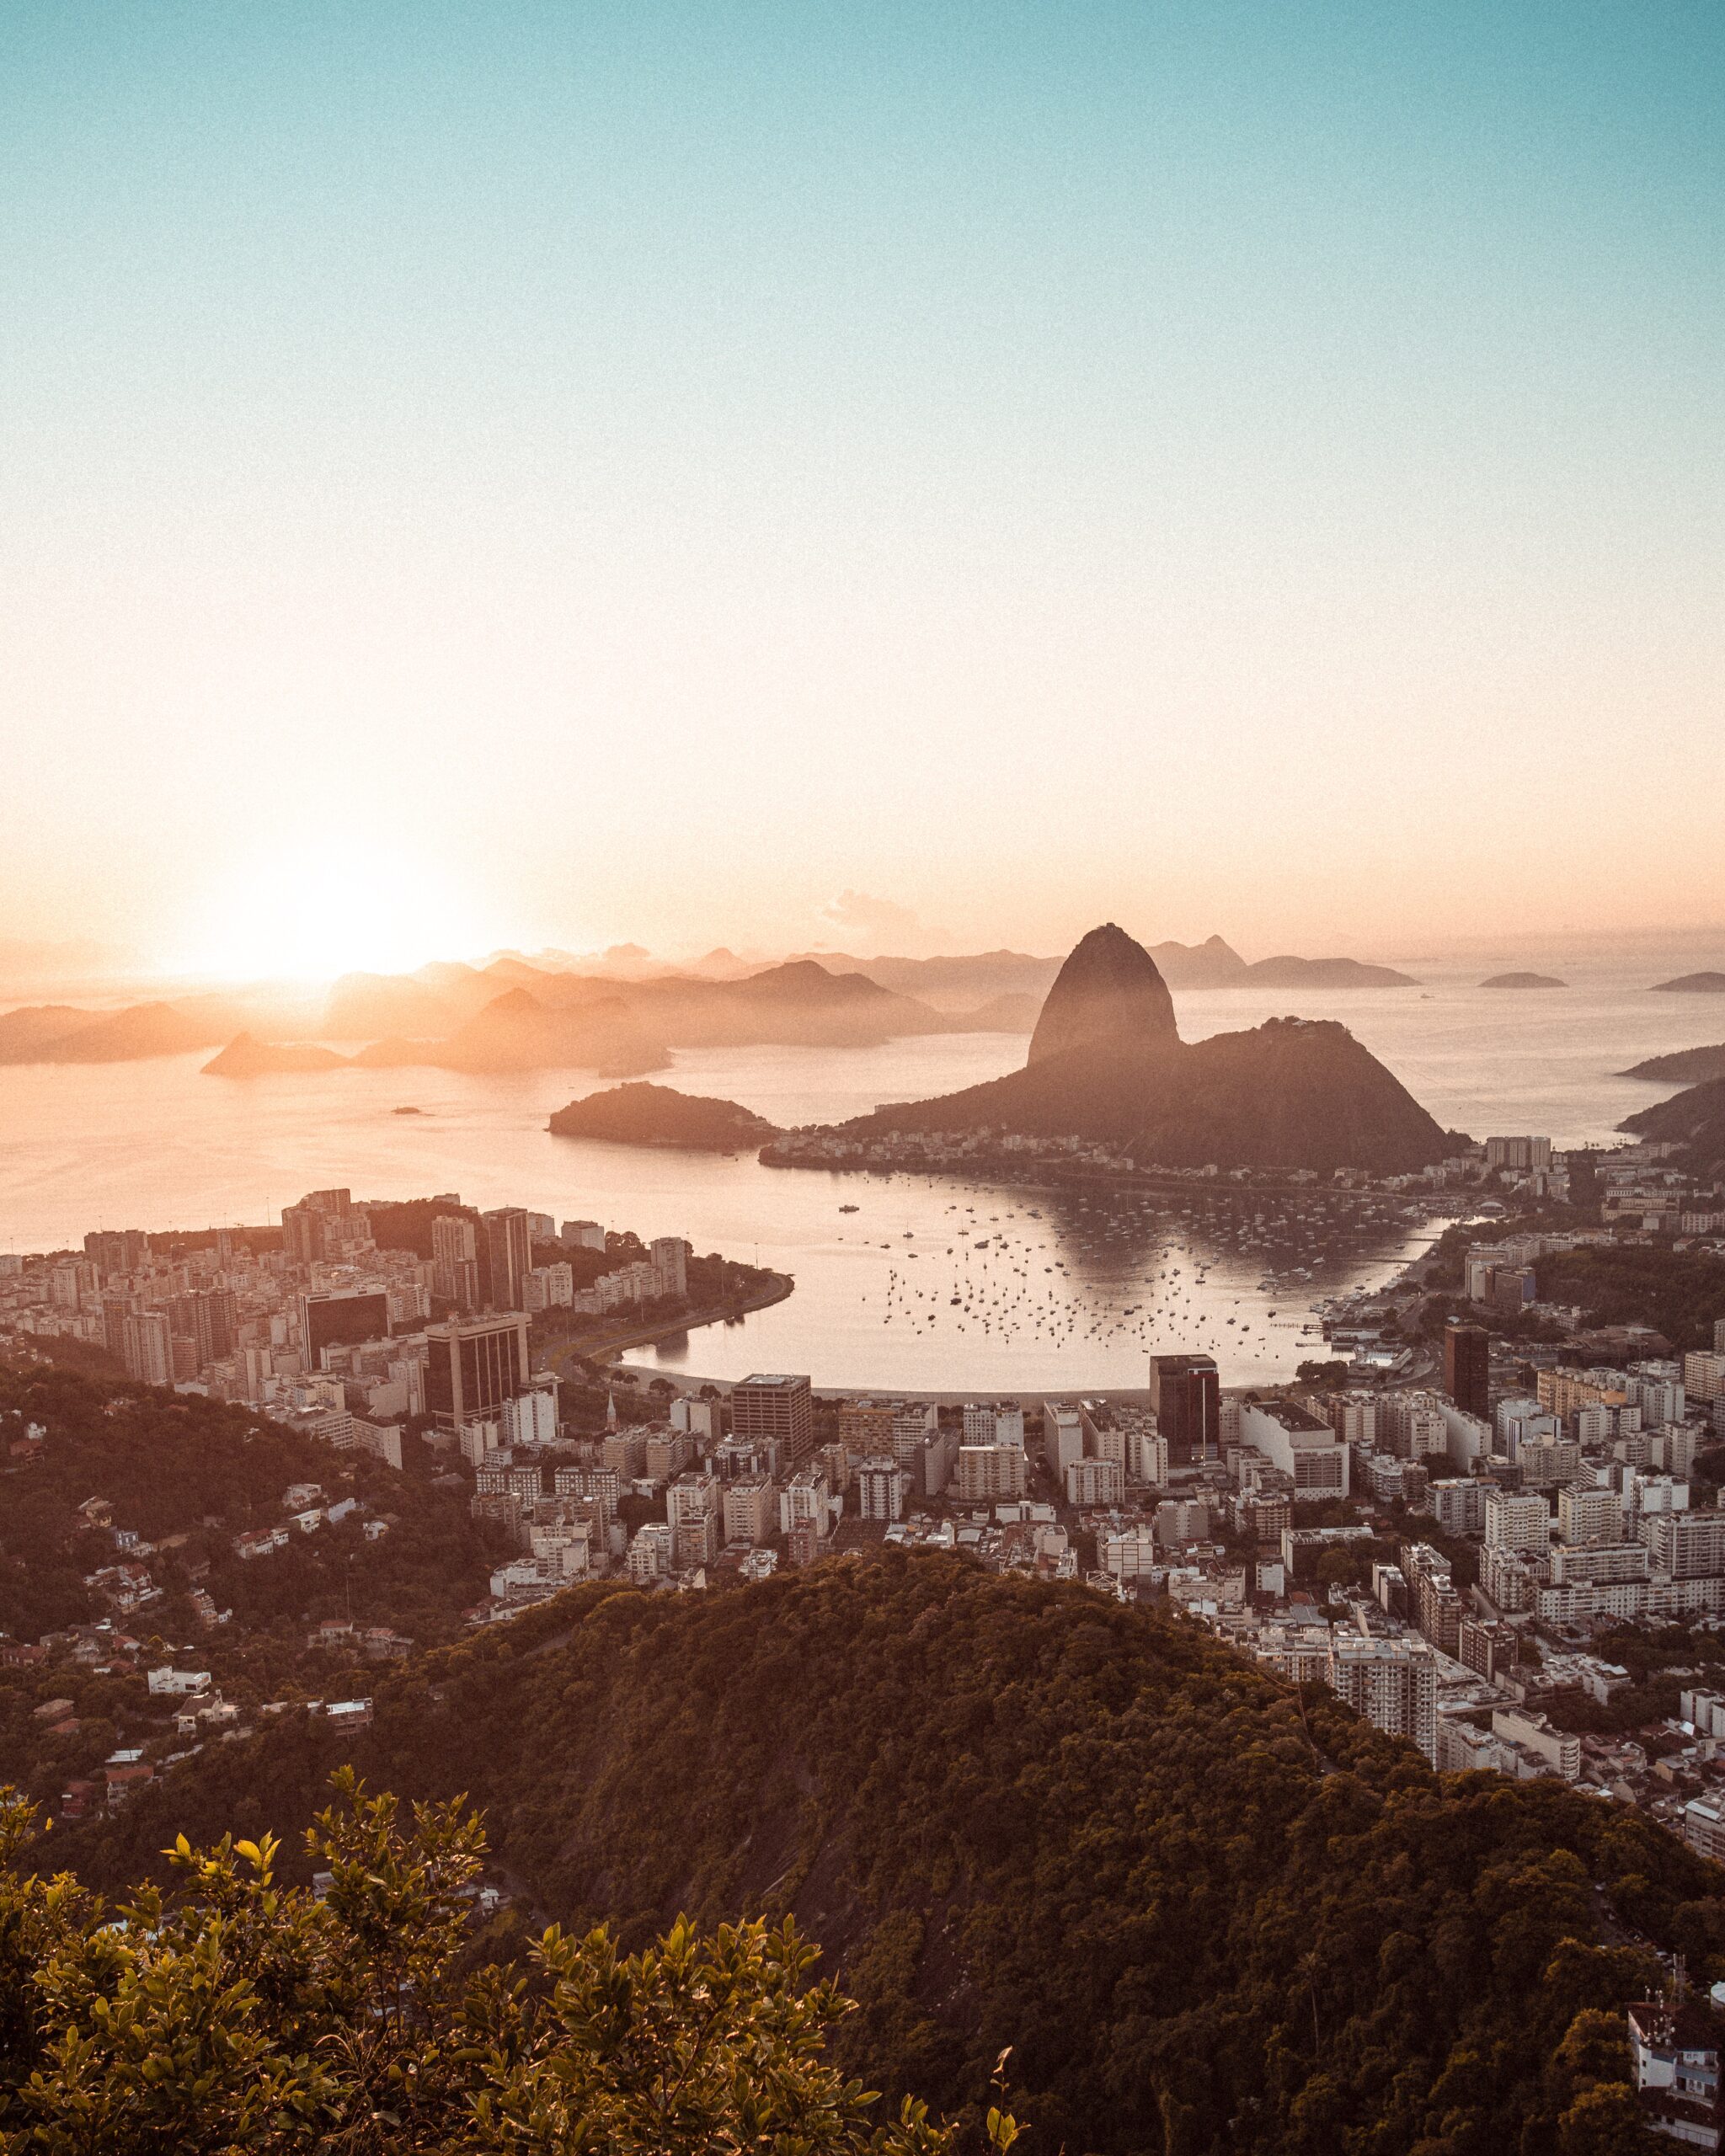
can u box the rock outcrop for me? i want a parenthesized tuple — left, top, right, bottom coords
(1026, 923, 1179, 1066)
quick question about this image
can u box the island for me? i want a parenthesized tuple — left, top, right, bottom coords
(201, 1033, 350, 1075)
(1651, 972, 1725, 994)
(547, 1081, 783, 1150)
(1480, 972, 1567, 990)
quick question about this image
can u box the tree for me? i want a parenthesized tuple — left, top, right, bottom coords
(0, 1770, 1002, 2155)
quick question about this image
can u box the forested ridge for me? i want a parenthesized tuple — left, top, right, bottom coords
(52, 1554, 1715, 2153)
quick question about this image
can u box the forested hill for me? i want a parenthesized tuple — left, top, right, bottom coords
(60, 1554, 1722, 2155)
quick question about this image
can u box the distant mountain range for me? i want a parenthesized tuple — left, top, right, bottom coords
(0, 931, 1432, 1076)
(789, 937, 1419, 1001)
(772, 923, 1460, 1173)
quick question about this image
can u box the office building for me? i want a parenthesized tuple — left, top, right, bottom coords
(302, 1288, 391, 1367)
(1443, 1321, 1491, 1420)
(1150, 1354, 1220, 1464)
(425, 1313, 532, 1433)
(731, 1374, 814, 1468)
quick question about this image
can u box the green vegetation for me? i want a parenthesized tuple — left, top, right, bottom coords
(56, 1555, 1716, 2153)
(0, 1365, 498, 1806)
(0, 1769, 984, 2155)
(1535, 1245, 1725, 1353)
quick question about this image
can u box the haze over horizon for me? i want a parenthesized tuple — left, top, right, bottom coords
(4, 2, 1722, 979)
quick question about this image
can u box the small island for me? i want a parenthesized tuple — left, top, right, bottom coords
(547, 1081, 783, 1151)
(1480, 972, 1567, 990)
(1652, 972, 1725, 995)
(202, 1033, 350, 1076)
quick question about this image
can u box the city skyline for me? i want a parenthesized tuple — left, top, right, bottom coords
(4, 2, 1723, 974)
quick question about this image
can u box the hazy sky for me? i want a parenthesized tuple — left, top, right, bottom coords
(3, 2, 1722, 977)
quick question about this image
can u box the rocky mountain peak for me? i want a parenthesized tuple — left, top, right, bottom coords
(1026, 922, 1180, 1066)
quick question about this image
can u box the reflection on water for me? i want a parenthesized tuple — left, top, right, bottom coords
(624, 1169, 1448, 1391)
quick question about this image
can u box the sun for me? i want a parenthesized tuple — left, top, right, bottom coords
(168, 844, 480, 984)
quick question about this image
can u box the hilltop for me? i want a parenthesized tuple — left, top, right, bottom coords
(772, 924, 1455, 1172)
(1622, 1042, 1725, 1085)
(1620, 1072, 1725, 1173)
(61, 1554, 1722, 2155)
(548, 1081, 782, 1150)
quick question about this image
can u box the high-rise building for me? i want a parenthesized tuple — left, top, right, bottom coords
(854, 1456, 907, 1522)
(1557, 1485, 1622, 1545)
(1042, 1400, 1084, 1481)
(722, 1479, 778, 1546)
(1646, 1510, 1725, 1581)
(120, 1310, 174, 1387)
(649, 1236, 690, 1301)
(1403, 1542, 1464, 1653)
(481, 1208, 531, 1313)
(280, 1188, 353, 1266)
(1443, 1321, 1491, 1420)
(778, 1466, 830, 1540)
(1484, 1137, 1552, 1172)
(167, 1289, 237, 1370)
(731, 1374, 814, 1468)
(83, 1228, 150, 1276)
(431, 1215, 481, 1312)
(425, 1313, 532, 1433)
(1150, 1354, 1220, 1464)
(1482, 1489, 1550, 1554)
(1327, 1635, 1438, 1764)
(954, 1444, 1026, 1504)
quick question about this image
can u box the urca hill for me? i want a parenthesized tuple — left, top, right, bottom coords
(768, 922, 1457, 1173)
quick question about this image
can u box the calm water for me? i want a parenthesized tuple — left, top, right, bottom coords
(1, 958, 1717, 1390)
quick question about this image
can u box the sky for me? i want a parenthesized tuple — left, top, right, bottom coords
(2, 1, 1722, 979)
